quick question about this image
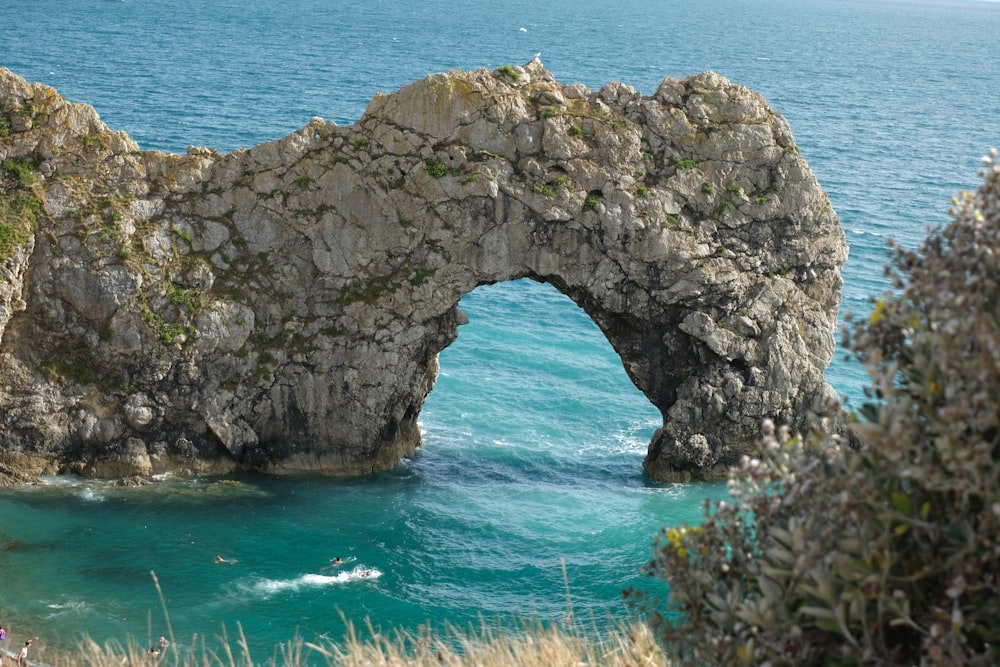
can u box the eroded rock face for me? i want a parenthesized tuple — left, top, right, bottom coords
(0, 60, 847, 483)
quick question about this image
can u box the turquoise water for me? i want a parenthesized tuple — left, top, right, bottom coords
(1, 0, 999, 659)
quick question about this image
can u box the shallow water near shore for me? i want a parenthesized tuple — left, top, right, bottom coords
(1, 0, 999, 660)
(0, 279, 730, 657)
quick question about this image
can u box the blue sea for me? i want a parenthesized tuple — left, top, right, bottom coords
(1, 0, 998, 660)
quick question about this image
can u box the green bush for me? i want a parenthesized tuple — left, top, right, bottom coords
(496, 65, 520, 82)
(630, 149, 1000, 665)
(2, 158, 34, 187)
(0, 191, 40, 260)
(424, 157, 455, 179)
(672, 157, 697, 171)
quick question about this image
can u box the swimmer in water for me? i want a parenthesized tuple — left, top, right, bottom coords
(323, 555, 355, 570)
(150, 634, 169, 657)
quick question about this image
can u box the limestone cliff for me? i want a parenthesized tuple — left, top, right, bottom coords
(0, 59, 847, 483)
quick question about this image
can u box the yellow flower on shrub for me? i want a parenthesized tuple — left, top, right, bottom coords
(869, 298, 885, 325)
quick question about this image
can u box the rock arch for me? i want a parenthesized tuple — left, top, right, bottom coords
(0, 61, 846, 482)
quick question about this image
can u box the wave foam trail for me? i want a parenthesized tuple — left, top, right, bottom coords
(44, 600, 93, 619)
(47, 601, 89, 611)
(247, 567, 382, 596)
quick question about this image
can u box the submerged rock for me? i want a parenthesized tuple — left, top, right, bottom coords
(0, 60, 846, 483)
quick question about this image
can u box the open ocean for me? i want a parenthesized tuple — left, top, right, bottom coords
(1, 0, 998, 661)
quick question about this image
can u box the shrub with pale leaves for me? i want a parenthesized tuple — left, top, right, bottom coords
(629, 149, 1000, 666)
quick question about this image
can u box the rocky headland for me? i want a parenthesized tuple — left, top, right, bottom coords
(0, 59, 847, 484)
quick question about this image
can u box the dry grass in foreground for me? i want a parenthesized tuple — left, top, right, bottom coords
(34, 617, 668, 667)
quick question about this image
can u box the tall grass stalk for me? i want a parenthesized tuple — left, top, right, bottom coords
(28, 564, 667, 666)
(319, 615, 666, 667)
(151, 570, 177, 661)
(30, 618, 664, 667)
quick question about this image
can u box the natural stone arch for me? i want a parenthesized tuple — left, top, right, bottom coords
(0, 60, 846, 483)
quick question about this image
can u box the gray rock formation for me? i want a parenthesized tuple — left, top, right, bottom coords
(0, 59, 847, 483)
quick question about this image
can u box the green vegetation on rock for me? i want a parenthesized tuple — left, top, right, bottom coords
(0, 158, 40, 260)
(424, 157, 457, 179)
(495, 65, 520, 82)
(672, 157, 697, 171)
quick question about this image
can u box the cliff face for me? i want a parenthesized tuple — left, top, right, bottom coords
(0, 60, 846, 483)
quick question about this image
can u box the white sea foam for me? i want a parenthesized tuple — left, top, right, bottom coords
(73, 488, 106, 502)
(44, 600, 93, 619)
(246, 567, 382, 596)
(37, 475, 86, 487)
(46, 601, 89, 610)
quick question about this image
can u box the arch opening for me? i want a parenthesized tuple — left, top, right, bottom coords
(419, 278, 660, 481)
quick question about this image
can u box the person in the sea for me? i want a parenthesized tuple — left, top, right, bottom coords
(330, 557, 343, 567)
(215, 554, 225, 563)
(149, 635, 169, 659)
(17, 637, 36, 666)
